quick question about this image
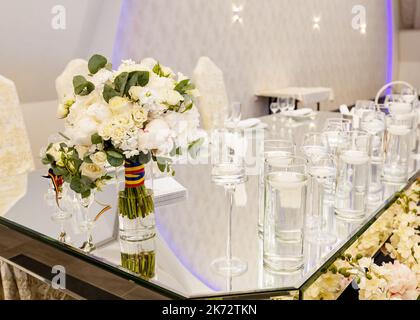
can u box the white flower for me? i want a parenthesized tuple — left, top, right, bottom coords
(86, 103, 112, 123)
(164, 106, 200, 147)
(90, 151, 108, 166)
(108, 96, 132, 115)
(80, 162, 105, 181)
(110, 126, 128, 143)
(140, 57, 158, 70)
(98, 121, 114, 141)
(57, 104, 69, 119)
(90, 68, 113, 90)
(115, 113, 135, 129)
(138, 119, 173, 154)
(75, 145, 89, 159)
(65, 116, 98, 146)
(46, 143, 62, 162)
(132, 106, 148, 126)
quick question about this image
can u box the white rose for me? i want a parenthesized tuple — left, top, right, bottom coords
(98, 122, 114, 141)
(57, 104, 69, 119)
(80, 162, 105, 181)
(75, 145, 89, 159)
(46, 143, 62, 162)
(162, 89, 184, 106)
(90, 151, 108, 166)
(109, 96, 132, 115)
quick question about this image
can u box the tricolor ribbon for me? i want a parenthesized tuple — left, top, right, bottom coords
(124, 161, 145, 188)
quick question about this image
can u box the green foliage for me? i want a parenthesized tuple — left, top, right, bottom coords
(91, 133, 103, 145)
(88, 54, 107, 74)
(188, 138, 204, 158)
(102, 71, 149, 102)
(73, 75, 95, 96)
(174, 79, 194, 95)
(106, 150, 124, 167)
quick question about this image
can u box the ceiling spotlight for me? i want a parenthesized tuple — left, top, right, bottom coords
(232, 4, 244, 24)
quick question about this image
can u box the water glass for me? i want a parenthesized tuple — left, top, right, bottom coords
(360, 110, 386, 204)
(382, 113, 417, 183)
(335, 131, 371, 220)
(307, 155, 337, 245)
(258, 140, 295, 237)
(323, 118, 352, 155)
(263, 156, 308, 273)
(353, 100, 376, 129)
(301, 132, 331, 163)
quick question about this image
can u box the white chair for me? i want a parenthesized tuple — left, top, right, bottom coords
(192, 57, 229, 130)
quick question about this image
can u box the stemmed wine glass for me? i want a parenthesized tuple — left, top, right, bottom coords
(270, 99, 281, 133)
(225, 102, 242, 128)
(210, 128, 248, 277)
(76, 193, 96, 253)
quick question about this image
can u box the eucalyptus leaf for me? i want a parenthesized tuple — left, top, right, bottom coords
(115, 72, 129, 95)
(91, 133, 103, 145)
(73, 75, 95, 96)
(103, 84, 120, 103)
(88, 54, 107, 74)
(137, 151, 151, 164)
(107, 150, 123, 159)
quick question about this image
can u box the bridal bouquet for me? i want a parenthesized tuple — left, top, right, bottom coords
(43, 54, 201, 192)
(42, 54, 202, 241)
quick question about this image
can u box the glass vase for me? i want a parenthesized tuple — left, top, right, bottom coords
(118, 160, 156, 278)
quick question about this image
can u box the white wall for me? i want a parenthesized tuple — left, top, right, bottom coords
(114, 0, 391, 116)
(398, 30, 420, 92)
(0, 0, 122, 103)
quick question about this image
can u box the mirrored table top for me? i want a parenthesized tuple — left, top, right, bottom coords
(0, 112, 413, 299)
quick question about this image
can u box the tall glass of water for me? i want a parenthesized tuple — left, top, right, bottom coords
(263, 156, 308, 273)
(335, 131, 371, 220)
(360, 110, 386, 204)
(258, 140, 295, 238)
(382, 113, 417, 183)
(323, 118, 352, 155)
(211, 128, 248, 276)
(307, 155, 337, 245)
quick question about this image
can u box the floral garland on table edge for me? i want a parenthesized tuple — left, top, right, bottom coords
(41, 54, 203, 222)
(305, 179, 420, 300)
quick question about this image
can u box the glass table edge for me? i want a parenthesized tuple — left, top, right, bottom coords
(0, 171, 418, 300)
(0, 217, 184, 300)
(298, 171, 420, 296)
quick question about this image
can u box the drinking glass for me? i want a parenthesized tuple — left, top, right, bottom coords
(335, 131, 371, 220)
(211, 128, 248, 277)
(385, 94, 414, 115)
(382, 113, 417, 183)
(323, 118, 352, 155)
(76, 193, 96, 253)
(258, 140, 295, 238)
(226, 101, 242, 128)
(263, 156, 308, 273)
(301, 132, 334, 213)
(307, 155, 337, 245)
(360, 110, 386, 204)
(301, 132, 331, 163)
(353, 100, 376, 129)
(278, 97, 295, 114)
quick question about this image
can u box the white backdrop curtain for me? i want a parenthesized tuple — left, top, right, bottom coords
(400, 0, 420, 29)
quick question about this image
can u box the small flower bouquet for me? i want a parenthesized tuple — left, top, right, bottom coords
(42, 54, 203, 277)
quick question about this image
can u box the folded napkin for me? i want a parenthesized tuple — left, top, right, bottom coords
(284, 108, 313, 117)
(226, 118, 261, 129)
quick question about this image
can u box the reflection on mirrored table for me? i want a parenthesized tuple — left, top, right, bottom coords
(0, 112, 416, 299)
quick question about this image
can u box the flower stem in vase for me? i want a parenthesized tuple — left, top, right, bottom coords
(118, 161, 156, 241)
(121, 251, 156, 279)
(119, 161, 156, 277)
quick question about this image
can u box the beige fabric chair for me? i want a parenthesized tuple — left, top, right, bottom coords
(192, 57, 229, 130)
(0, 75, 33, 216)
